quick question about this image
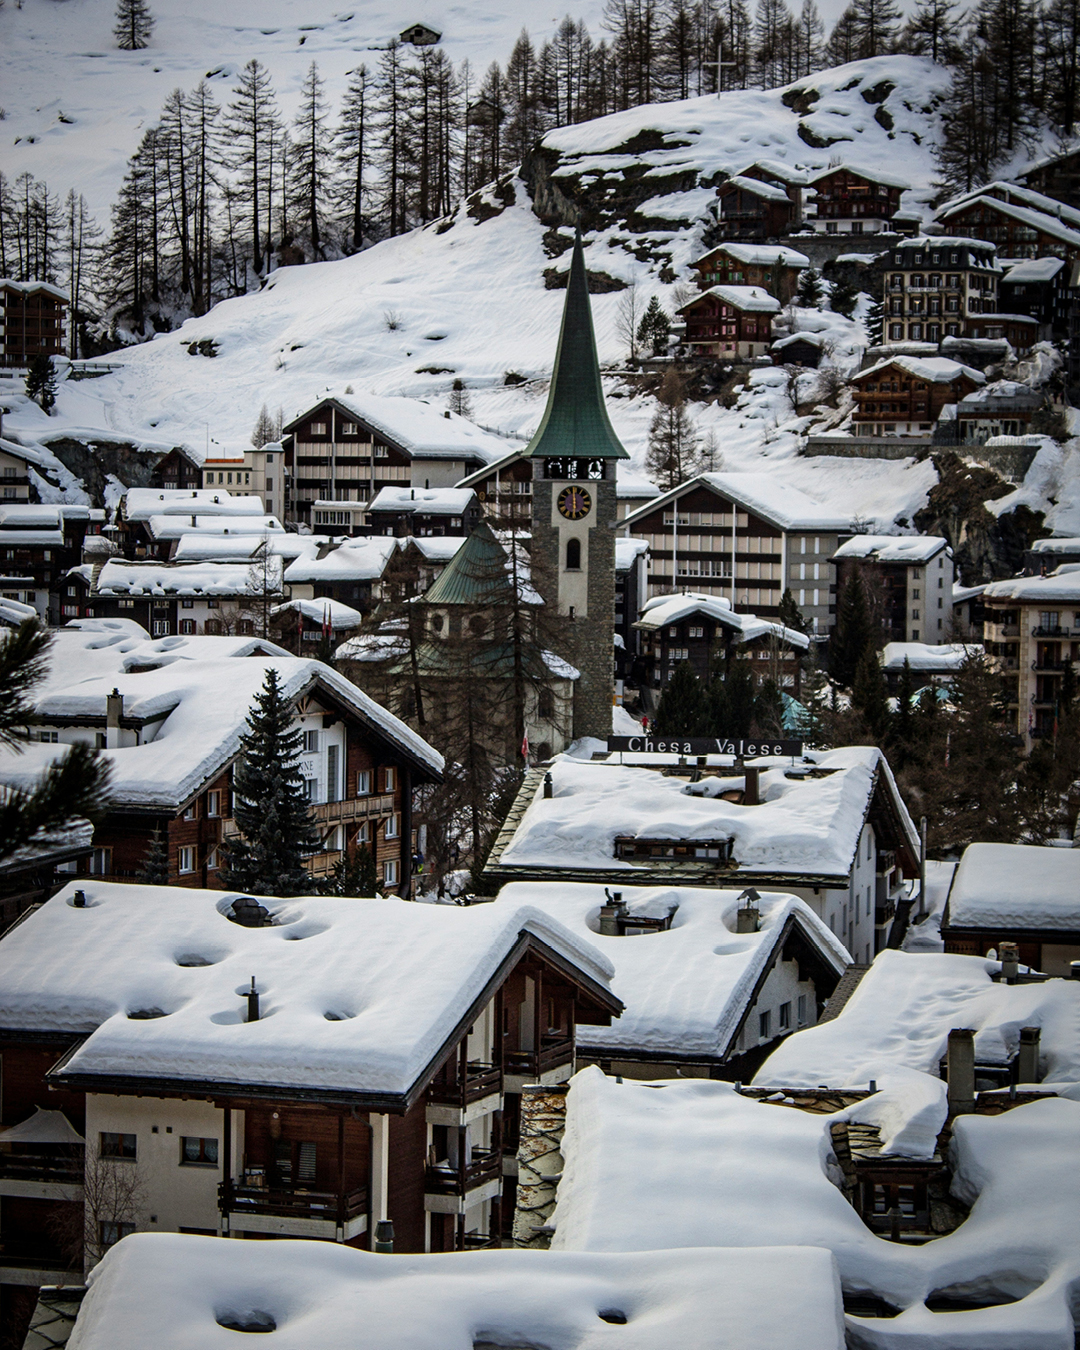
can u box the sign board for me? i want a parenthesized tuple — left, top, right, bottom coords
(607, 736, 804, 758)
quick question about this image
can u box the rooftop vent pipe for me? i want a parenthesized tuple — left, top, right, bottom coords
(1017, 1026, 1041, 1084)
(73, 889, 86, 908)
(599, 889, 627, 936)
(998, 940, 1019, 982)
(246, 977, 260, 1023)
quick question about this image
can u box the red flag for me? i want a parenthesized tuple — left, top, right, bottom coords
(521, 731, 529, 764)
(322, 603, 331, 642)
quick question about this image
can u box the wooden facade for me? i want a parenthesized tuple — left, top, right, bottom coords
(0, 281, 68, 367)
(714, 180, 794, 241)
(678, 289, 779, 359)
(851, 361, 983, 437)
(633, 601, 805, 695)
(689, 246, 805, 303)
(936, 196, 1080, 263)
(808, 167, 906, 233)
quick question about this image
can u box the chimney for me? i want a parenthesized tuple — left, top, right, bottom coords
(374, 1219, 395, 1253)
(736, 888, 761, 933)
(998, 940, 1019, 982)
(73, 889, 86, 908)
(743, 765, 760, 806)
(543, 771, 554, 799)
(1070, 961, 1080, 980)
(246, 977, 260, 1023)
(1017, 1026, 1041, 1084)
(106, 688, 123, 749)
(598, 890, 626, 936)
(946, 1028, 976, 1115)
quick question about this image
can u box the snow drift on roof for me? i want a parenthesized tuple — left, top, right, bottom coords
(706, 242, 810, 268)
(983, 567, 1080, 602)
(92, 559, 283, 598)
(0, 882, 610, 1097)
(271, 598, 364, 630)
(833, 534, 948, 563)
(283, 536, 398, 584)
(123, 489, 265, 522)
(880, 642, 975, 671)
(633, 591, 810, 648)
(947, 842, 1080, 930)
(368, 486, 475, 514)
(291, 393, 506, 464)
(721, 175, 793, 202)
(694, 285, 781, 313)
(854, 355, 985, 385)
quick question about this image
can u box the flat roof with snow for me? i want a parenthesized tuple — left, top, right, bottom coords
(123, 489, 266, 522)
(880, 642, 976, 671)
(945, 842, 1080, 933)
(833, 534, 948, 564)
(62, 1234, 847, 1350)
(983, 566, 1080, 604)
(368, 486, 476, 515)
(84, 559, 284, 597)
(283, 536, 398, 584)
(0, 882, 615, 1104)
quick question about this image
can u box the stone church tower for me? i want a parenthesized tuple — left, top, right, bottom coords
(526, 232, 629, 741)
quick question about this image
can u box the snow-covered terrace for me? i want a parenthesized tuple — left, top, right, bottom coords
(0, 882, 613, 1103)
(62, 1234, 847, 1350)
(494, 882, 847, 1063)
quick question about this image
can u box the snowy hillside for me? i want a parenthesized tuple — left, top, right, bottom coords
(0, 0, 607, 219)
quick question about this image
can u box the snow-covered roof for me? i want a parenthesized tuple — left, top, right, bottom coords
(494, 883, 847, 1061)
(772, 330, 825, 350)
(172, 533, 317, 563)
(721, 175, 793, 203)
(807, 162, 910, 189)
(90, 559, 282, 598)
(123, 489, 266, 523)
(833, 534, 948, 564)
(283, 536, 398, 584)
(705, 242, 810, 268)
(334, 631, 410, 664)
(940, 180, 1080, 231)
(492, 747, 917, 885)
(271, 598, 364, 630)
(60, 1233, 847, 1350)
(286, 394, 506, 464)
(1003, 256, 1066, 282)
(983, 566, 1080, 603)
(691, 285, 781, 313)
(936, 193, 1080, 251)
(853, 355, 985, 386)
(945, 842, 1080, 932)
(0, 527, 65, 546)
(621, 472, 852, 534)
(957, 378, 1038, 405)
(552, 1066, 1080, 1338)
(0, 882, 612, 1100)
(404, 535, 468, 563)
(0, 629, 442, 807)
(739, 158, 810, 185)
(369, 486, 475, 515)
(894, 234, 997, 251)
(615, 536, 649, 571)
(1031, 536, 1080, 554)
(634, 591, 809, 649)
(757, 947, 1080, 1086)
(0, 503, 91, 527)
(0, 1107, 83, 1146)
(146, 514, 285, 541)
(880, 642, 975, 671)
(0, 597, 38, 625)
(0, 277, 69, 301)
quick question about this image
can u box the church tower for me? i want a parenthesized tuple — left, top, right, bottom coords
(526, 232, 629, 741)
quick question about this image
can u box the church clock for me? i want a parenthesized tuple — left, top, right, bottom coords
(556, 485, 592, 520)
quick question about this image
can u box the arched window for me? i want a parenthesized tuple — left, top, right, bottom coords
(566, 538, 581, 570)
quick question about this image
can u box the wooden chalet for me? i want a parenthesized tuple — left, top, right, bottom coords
(807, 165, 908, 234)
(678, 285, 780, 359)
(0, 882, 621, 1308)
(689, 243, 808, 304)
(850, 356, 984, 438)
(0, 281, 68, 367)
(934, 183, 1080, 263)
(715, 176, 796, 241)
(1018, 143, 1080, 211)
(0, 505, 104, 625)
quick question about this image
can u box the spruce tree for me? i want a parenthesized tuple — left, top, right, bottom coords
(829, 279, 859, 320)
(0, 620, 111, 864)
(893, 656, 916, 766)
(706, 653, 757, 738)
(25, 355, 57, 412)
(754, 677, 786, 738)
(220, 668, 321, 896)
(140, 825, 171, 884)
(864, 298, 884, 347)
(636, 297, 671, 356)
(852, 647, 891, 745)
(778, 587, 809, 634)
(795, 268, 823, 308)
(830, 570, 874, 688)
(114, 0, 154, 50)
(322, 842, 377, 896)
(653, 662, 707, 736)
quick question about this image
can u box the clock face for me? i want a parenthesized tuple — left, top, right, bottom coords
(557, 486, 592, 521)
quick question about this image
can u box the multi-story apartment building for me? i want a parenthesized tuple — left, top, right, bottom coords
(619, 472, 850, 634)
(0, 280, 68, 366)
(832, 535, 954, 644)
(0, 504, 104, 623)
(882, 237, 1001, 344)
(281, 395, 503, 527)
(201, 445, 284, 519)
(981, 567, 1080, 748)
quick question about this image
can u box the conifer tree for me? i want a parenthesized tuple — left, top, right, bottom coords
(706, 652, 757, 737)
(0, 620, 111, 864)
(864, 297, 884, 347)
(250, 404, 280, 449)
(653, 662, 707, 736)
(25, 355, 57, 412)
(114, 0, 154, 50)
(847, 0, 901, 56)
(336, 65, 370, 253)
(225, 60, 278, 276)
(829, 278, 858, 319)
(448, 379, 473, 417)
(220, 668, 321, 896)
(140, 825, 171, 885)
(636, 296, 671, 355)
(795, 267, 823, 308)
(778, 587, 809, 633)
(291, 62, 331, 258)
(754, 676, 786, 737)
(322, 842, 377, 896)
(901, 0, 964, 61)
(830, 569, 875, 688)
(851, 647, 891, 744)
(646, 368, 702, 490)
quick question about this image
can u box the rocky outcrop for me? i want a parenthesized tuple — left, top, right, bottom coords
(38, 436, 166, 502)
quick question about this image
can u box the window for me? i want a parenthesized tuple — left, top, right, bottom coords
(384, 766, 396, 792)
(538, 686, 555, 719)
(326, 744, 339, 804)
(565, 537, 581, 570)
(206, 846, 219, 871)
(101, 1132, 137, 1159)
(356, 769, 371, 795)
(309, 421, 327, 435)
(152, 620, 171, 637)
(779, 1002, 791, 1030)
(206, 790, 220, 818)
(89, 847, 111, 875)
(183, 803, 197, 820)
(758, 1010, 772, 1039)
(296, 1141, 317, 1182)
(304, 778, 317, 802)
(797, 994, 808, 1025)
(385, 813, 399, 839)
(180, 1136, 219, 1166)
(179, 619, 196, 635)
(384, 858, 399, 886)
(688, 626, 704, 638)
(181, 598, 194, 608)
(38, 730, 59, 743)
(100, 1221, 135, 1249)
(912, 588, 920, 599)
(178, 845, 195, 874)
(341, 422, 359, 435)
(303, 730, 320, 753)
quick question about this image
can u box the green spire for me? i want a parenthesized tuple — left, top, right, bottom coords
(423, 522, 533, 607)
(526, 231, 629, 460)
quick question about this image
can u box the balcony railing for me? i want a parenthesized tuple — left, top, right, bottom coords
(0, 1150, 84, 1184)
(424, 1148, 501, 1198)
(1033, 625, 1070, 637)
(504, 1036, 575, 1078)
(427, 1061, 502, 1108)
(312, 794, 394, 824)
(219, 1180, 367, 1225)
(0, 1235, 74, 1274)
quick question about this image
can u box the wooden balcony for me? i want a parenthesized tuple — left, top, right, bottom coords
(427, 1062, 502, 1109)
(312, 794, 394, 824)
(0, 1149, 83, 1185)
(504, 1036, 575, 1079)
(220, 1180, 367, 1239)
(424, 1148, 501, 1199)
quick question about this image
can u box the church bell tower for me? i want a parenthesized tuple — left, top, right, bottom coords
(526, 231, 629, 741)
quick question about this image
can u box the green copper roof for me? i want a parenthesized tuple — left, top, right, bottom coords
(422, 522, 539, 607)
(526, 233, 629, 461)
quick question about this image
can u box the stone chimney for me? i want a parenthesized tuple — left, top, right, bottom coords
(998, 940, 1019, 982)
(743, 765, 760, 806)
(1017, 1026, 1041, 1084)
(512, 1083, 568, 1248)
(736, 888, 761, 934)
(946, 1028, 976, 1115)
(598, 891, 626, 936)
(106, 688, 123, 749)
